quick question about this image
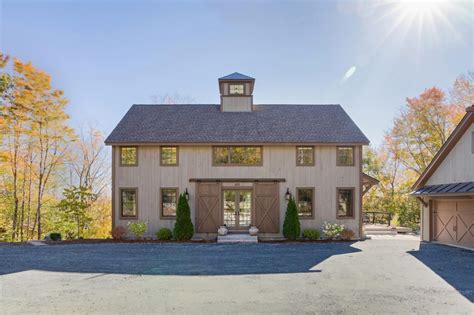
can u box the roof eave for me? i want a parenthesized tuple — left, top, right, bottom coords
(104, 141, 370, 146)
(410, 191, 474, 198)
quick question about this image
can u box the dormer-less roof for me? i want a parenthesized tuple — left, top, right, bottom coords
(105, 104, 369, 145)
(219, 72, 255, 81)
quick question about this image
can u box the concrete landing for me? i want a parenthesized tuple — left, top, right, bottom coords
(364, 225, 397, 236)
(217, 234, 258, 244)
(27, 241, 48, 246)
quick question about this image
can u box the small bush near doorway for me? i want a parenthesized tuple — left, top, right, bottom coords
(156, 228, 173, 240)
(112, 226, 127, 240)
(340, 228, 355, 240)
(173, 194, 194, 241)
(322, 222, 344, 240)
(283, 196, 301, 240)
(302, 229, 320, 240)
(128, 221, 148, 239)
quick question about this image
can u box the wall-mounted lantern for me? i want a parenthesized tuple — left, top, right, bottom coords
(185, 188, 190, 201)
(285, 188, 291, 201)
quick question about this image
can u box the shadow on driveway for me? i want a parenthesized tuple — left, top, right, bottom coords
(408, 242, 474, 303)
(0, 242, 360, 276)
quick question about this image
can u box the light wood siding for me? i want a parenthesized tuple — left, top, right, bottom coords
(221, 96, 252, 112)
(427, 123, 474, 185)
(421, 202, 430, 241)
(113, 145, 362, 237)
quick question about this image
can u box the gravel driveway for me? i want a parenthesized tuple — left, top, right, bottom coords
(0, 237, 472, 314)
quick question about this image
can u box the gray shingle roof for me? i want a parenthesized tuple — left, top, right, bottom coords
(105, 104, 369, 144)
(411, 182, 474, 196)
(219, 72, 254, 80)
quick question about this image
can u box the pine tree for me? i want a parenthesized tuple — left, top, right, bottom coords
(283, 196, 301, 240)
(173, 193, 194, 241)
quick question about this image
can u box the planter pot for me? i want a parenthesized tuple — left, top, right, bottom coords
(218, 226, 228, 236)
(249, 226, 259, 236)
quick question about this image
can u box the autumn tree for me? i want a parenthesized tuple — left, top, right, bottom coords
(69, 126, 109, 195)
(1, 55, 31, 240)
(364, 76, 471, 228)
(150, 93, 196, 104)
(0, 56, 75, 240)
(451, 71, 474, 109)
(363, 146, 419, 228)
(67, 126, 111, 238)
(386, 87, 464, 178)
(57, 186, 97, 239)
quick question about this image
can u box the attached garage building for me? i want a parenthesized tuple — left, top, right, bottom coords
(412, 105, 474, 250)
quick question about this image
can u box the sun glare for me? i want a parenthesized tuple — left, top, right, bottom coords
(397, 0, 447, 16)
(370, 0, 468, 48)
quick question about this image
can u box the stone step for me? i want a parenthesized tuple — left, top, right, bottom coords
(396, 227, 413, 234)
(217, 233, 258, 244)
(364, 230, 398, 236)
(27, 240, 48, 246)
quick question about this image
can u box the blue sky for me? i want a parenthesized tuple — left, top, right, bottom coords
(1, 0, 473, 146)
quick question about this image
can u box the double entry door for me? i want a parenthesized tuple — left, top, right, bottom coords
(223, 189, 252, 230)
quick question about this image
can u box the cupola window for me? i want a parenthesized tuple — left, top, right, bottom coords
(229, 84, 244, 95)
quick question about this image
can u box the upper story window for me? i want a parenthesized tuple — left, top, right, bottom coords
(229, 84, 244, 95)
(120, 147, 137, 166)
(161, 146, 178, 166)
(296, 146, 314, 166)
(213, 146, 262, 166)
(297, 188, 314, 218)
(337, 146, 354, 166)
(337, 188, 354, 218)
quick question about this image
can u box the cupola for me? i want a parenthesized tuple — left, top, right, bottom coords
(218, 72, 255, 112)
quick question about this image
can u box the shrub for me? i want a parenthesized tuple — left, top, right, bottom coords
(340, 228, 355, 240)
(112, 226, 127, 240)
(173, 194, 194, 241)
(156, 228, 173, 240)
(283, 197, 301, 240)
(49, 232, 62, 241)
(397, 202, 420, 230)
(302, 229, 320, 240)
(127, 221, 148, 239)
(322, 222, 344, 240)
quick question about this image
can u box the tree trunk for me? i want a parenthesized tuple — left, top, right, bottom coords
(11, 184, 19, 241)
(36, 192, 42, 240)
(26, 165, 33, 240)
(77, 216, 80, 239)
(19, 174, 27, 241)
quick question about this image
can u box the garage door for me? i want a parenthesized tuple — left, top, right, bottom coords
(433, 200, 474, 249)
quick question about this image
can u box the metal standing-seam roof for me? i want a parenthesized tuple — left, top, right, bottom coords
(105, 104, 369, 144)
(411, 181, 474, 196)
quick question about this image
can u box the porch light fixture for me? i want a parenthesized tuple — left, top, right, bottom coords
(285, 188, 291, 201)
(185, 188, 190, 201)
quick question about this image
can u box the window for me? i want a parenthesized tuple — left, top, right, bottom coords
(297, 188, 314, 218)
(161, 188, 178, 218)
(337, 147, 354, 166)
(337, 188, 354, 218)
(213, 146, 262, 166)
(161, 146, 178, 166)
(120, 147, 137, 166)
(296, 147, 314, 166)
(120, 188, 137, 218)
(229, 84, 244, 95)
